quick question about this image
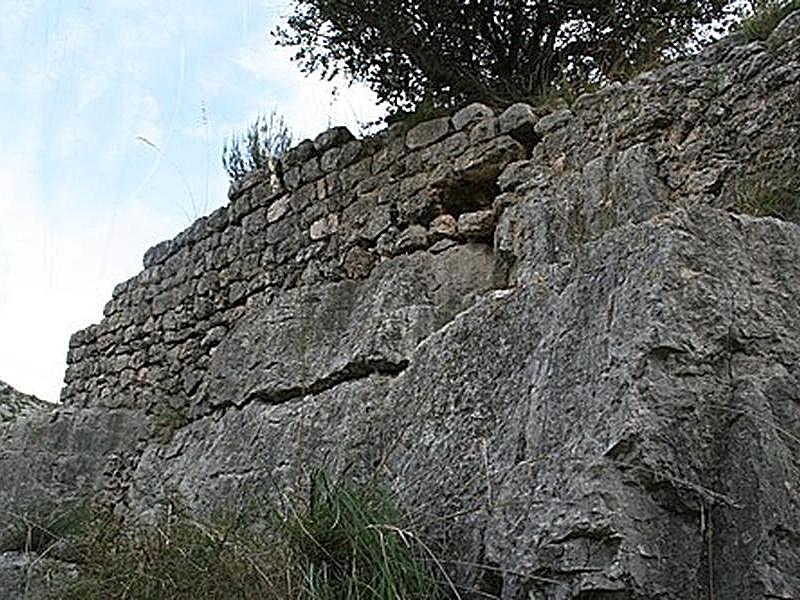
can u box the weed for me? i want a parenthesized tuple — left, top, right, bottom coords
(281, 469, 449, 599)
(222, 109, 293, 182)
(152, 404, 190, 439)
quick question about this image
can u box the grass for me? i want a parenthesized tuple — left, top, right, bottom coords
(5, 504, 93, 556)
(740, 0, 800, 42)
(732, 157, 800, 221)
(44, 470, 452, 600)
(152, 404, 191, 440)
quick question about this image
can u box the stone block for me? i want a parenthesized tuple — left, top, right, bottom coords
(405, 117, 452, 150)
(452, 102, 495, 130)
(314, 126, 355, 152)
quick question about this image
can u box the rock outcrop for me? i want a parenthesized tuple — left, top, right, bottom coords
(2, 12, 800, 599)
(0, 381, 49, 424)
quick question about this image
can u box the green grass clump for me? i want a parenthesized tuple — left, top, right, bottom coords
(51, 470, 451, 600)
(740, 0, 800, 41)
(282, 470, 448, 600)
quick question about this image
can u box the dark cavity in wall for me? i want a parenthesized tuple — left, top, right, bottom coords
(438, 178, 501, 217)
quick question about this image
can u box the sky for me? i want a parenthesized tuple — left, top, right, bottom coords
(0, 0, 386, 402)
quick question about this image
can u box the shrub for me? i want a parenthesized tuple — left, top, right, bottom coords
(740, 0, 800, 41)
(222, 109, 293, 182)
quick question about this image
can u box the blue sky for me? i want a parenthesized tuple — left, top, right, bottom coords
(0, 0, 385, 401)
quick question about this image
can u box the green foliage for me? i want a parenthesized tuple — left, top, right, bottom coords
(740, 0, 800, 41)
(275, 0, 738, 113)
(222, 109, 293, 182)
(733, 156, 800, 220)
(152, 404, 190, 439)
(51, 471, 450, 600)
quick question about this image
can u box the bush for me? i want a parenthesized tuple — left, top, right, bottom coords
(52, 470, 451, 600)
(740, 0, 800, 41)
(222, 109, 293, 182)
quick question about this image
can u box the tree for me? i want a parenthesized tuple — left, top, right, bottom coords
(222, 109, 293, 181)
(275, 0, 738, 112)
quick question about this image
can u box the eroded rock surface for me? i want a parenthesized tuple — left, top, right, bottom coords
(2, 13, 800, 599)
(0, 381, 50, 424)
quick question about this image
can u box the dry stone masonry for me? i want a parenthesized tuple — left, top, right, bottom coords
(61, 102, 535, 418)
(2, 12, 800, 599)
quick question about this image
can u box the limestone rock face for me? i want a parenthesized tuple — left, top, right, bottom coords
(0, 381, 49, 424)
(3, 13, 800, 599)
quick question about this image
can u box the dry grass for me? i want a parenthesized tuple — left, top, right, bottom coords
(38, 470, 452, 600)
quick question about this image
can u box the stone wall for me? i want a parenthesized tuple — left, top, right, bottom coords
(62, 15, 800, 420)
(4, 12, 800, 598)
(61, 104, 539, 415)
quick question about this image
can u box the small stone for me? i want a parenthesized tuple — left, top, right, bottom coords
(338, 140, 363, 168)
(300, 157, 323, 183)
(534, 109, 574, 136)
(406, 117, 452, 150)
(452, 103, 495, 130)
(320, 147, 342, 173)
(497, 160, 537, 192)
(458, 210, 495, 241)
(342, 246, 377, 279)
(469, 117, 498, 144)
(283, 166, 301, 190)
(454, 136, 527, 183)
(281, 139, 316, 169)
(429, 214, 458, 241)
(310, 214, 339, 240)
(428, 238, 459, 254)
(267, 196, 291, 223)
(394, 224, 429, 254)
(143, 239, 173, 268)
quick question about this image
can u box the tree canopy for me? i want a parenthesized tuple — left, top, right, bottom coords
(275, 0, 737, 112)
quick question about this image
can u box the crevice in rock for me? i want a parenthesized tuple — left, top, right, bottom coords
(245, 357, 409, 406)
(181, 357, 409, 433)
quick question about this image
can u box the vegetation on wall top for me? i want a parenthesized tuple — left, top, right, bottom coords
(274, 0, 742, 113)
